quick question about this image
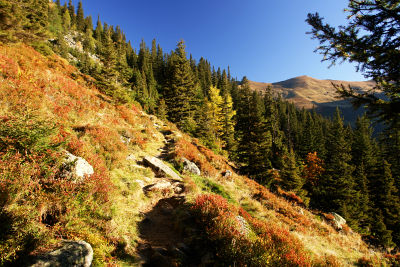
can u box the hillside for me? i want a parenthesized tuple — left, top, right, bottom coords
(0, 44, 388, 266)
(249, 76, 376, 121)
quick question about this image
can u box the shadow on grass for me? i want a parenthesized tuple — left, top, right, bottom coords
(0, 209, 41, 267)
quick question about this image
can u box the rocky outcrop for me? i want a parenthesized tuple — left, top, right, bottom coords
(62, 151, 94, 182)
(182, 158, 200, 175)
(31, 240, 93, 267)
(143, 156, 181, 180)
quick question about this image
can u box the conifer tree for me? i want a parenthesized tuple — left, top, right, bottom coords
(157, 98, 168, 121)
(263, 88, 286, 170)
(280, 148, 304, 196)
(219, 91, 236, 153)
(371, 209, 393, 248)
(48, 3, 62, 35)
(23, 0, 49, 38)
(351, 115, 376, 231)
(67, 0, 75, 28)
(164, 40, 196, 130)
(313, 108, 358, 227)
(376, 160, 400, 246)
(76, 1, 84, 31)
(235, 81, 272, 183)
(62, 8, 71, 32)
(94, 16, 102, 41)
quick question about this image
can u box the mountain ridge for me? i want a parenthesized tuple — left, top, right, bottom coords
(248, 75, 375, 110)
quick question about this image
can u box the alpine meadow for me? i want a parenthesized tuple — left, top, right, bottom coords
(0, 0, 400, 266)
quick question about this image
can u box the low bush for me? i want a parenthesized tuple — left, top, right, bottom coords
(192, 194, 321, 266)
(0, 112, 113, 265)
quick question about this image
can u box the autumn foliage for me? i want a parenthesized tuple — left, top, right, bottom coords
(192, 194, 339, 266)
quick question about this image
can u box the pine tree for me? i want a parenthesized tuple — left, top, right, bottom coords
(235, 81, 272, 183)
(94, 16, 102, 41)
(280, 148, 304, 196)
(307, 1, 400, 125)
(219, 91, 236, 153)
(351, 115, 376, 232)
(48, 2, 62, 35)
(67, 0, 75, 28)
(164, 40, 196, 130)
(76, 1, 84, 31)
(23, 0, 49, 38)
(61, 8, 71, 32)
(263, 88, 286, 170)
(313, 108, 358, 227)
(376, 160, 400, 247)
(157, 98, 168, 121)
(370, 209, 393, 248)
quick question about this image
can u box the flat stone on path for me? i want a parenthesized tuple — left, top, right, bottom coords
(143, 156, 181, 180)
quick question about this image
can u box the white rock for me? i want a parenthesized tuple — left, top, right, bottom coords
(331, 212, 346, 230)
(182, 158, 201, 175)
(64, 151, 94, 182)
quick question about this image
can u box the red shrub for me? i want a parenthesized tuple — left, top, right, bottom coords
(174, 138, 217, 176)
(192, 194, 316, 266)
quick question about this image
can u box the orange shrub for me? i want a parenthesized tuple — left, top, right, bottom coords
(174, 138, 217, 176)
(192, 194, 318, 266)
(87, 126, 128, 167)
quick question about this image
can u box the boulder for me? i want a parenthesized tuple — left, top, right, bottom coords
(63, 152, 94, 182)
(331, 212, 346, 230)
(143, 156, 181, 180)
(31, 240, 93, 267)
(182, 158, 201, 175)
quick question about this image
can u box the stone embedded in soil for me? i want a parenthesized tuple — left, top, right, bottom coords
(62, 151, 94, 183)
(182, 157, 201, 175)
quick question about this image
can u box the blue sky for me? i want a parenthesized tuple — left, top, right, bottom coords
(65, 0, 366, 82)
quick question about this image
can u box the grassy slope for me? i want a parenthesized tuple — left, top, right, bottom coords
(0, 44, 386, 266)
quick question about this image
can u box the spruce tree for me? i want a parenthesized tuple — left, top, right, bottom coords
(76, 1, 84, 31)
(376, 160, 400, 247)
(351, 115, 376, 232)
(313, 108, 358, 227)
(67, 0, 75, 28)
(94, 16, 102, 41)
(280, 148, 305, 197)
(62, 8, 71, 32)
(164, 40, 196, 130)
(307, 1, 400, 125)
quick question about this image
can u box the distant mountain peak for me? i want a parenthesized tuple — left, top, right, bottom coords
(248, 75, 376, 123)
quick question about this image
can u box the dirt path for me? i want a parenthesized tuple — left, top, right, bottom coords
(136, 129, 191, 266)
